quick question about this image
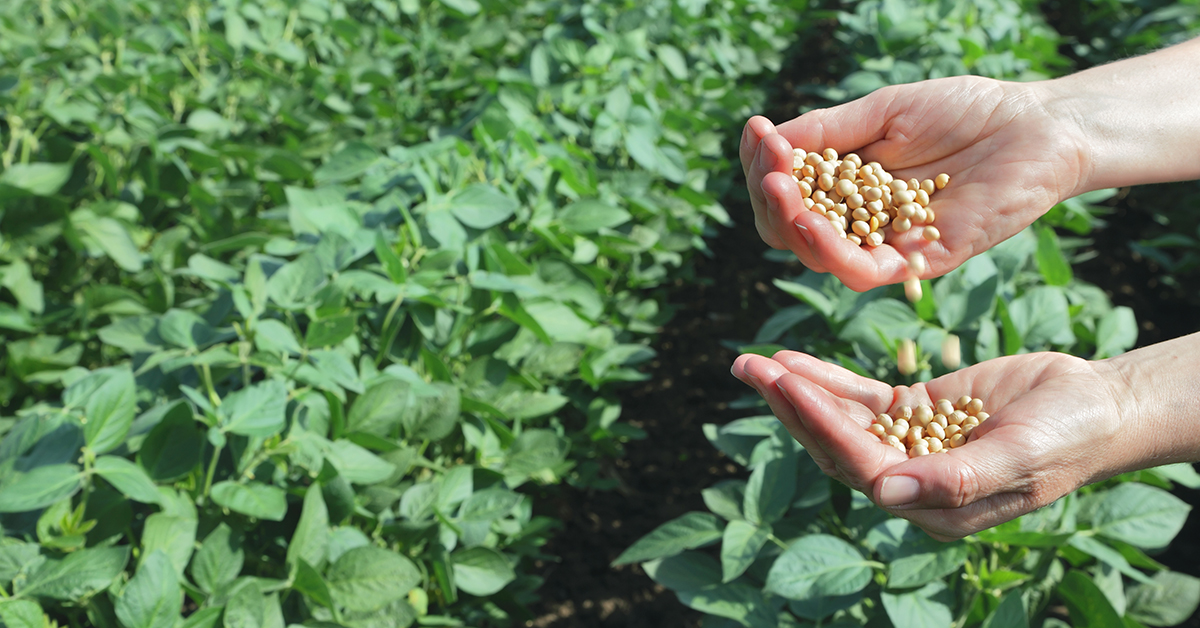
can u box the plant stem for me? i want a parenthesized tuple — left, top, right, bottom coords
(201, 441, 224, 504)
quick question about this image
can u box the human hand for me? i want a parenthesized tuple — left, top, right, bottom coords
(729, 349, 1137, 541)
(739, 76, 1089, 291)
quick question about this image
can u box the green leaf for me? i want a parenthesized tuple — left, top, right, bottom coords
(0, 463, 81, 513)
(267, 253, 328, 309)
(1057, 570, 1124, 628)
(1035, 223, 1073, 286)
(210, 481, 288, 521)
(138, 406, 202, 482)
(1, 260, 44, 313)
(220, 379, 288, 437)
(643, 552, 722, 591)
(677, 582, 776, 627)
(887, 543, 970, 588)
(403, 382, 460, 441)
(83, 367, 137, 454)
(315, 142, 380, 184)
(0, 542, 40, 584)
(981, 591, 1028, 628)
(450, 183, 517, 230)
(327, 546, 421, 613)
(223, 580, 263, 628)
(840, 299, 923, 355)
(254, 319, 302, 355)
(191, 523, 244, 595)
(179, 607, 222, 628)
(880, 581, 954, 628)
(1125, 571, 1200, 627)
(157, 309, 215, 350)
(19, 545, 129, 601)
(287, 485, 330, 571)
(0, 599, 45, 628)
(437, 0, 481, 15)
(1068, 534, 1153, 584)
(93, 456, 161, 504)
(773, 279, 835, 318)
(140, 513, 198, 578)
(1008, 286, 1075, 348)
(1091, 483, 1191, 550)
(764, 534, 873, 600)
(75, 214, 144, 272)
(324, 440, 395, 485)
(306, 315, 357, 348)
(559, 199, 631, 233)
(720, 520, 770, 583)
(286, 187, 359, 238)
(1095, 306, 1137, 358)
(612, 512, 724, 566)
(292, 559, 333, 609)
(347, 381, 410, 435)
(701, 480, 746, 521)
(0, 162, 72, 196)
(452, 547, 515, 596)
(743, 452, 795, 525)
(114, 551, 181, 628)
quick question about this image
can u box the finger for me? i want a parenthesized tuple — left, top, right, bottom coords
(739, 355, 838, 474)
(747, 133, 793, 250)
(774, 87, 898, 160)
(872, 434, 1039, 511)
(899, 490, 1045, 541)
(773, 371, 905, 492)
(771, 350, 894, 412)
(740, 115, 776, 181)
(756, 137, 830, 273)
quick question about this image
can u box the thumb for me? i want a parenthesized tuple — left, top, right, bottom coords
(873, 436, 1034, 510)
(775, 85, 900, 158)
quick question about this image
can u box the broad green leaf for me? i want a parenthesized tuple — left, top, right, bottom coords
(81, 367, 137, 454)
(223, 580, 263, 628)
(887, 543, 969, 588)
(0, 163, 72, 196)
(1035, 223, 1073, 286)
(743, 452, 795, 525)
(720, 520, 770, 583)
(451, 547, 515, 596)
(220, 379, 288, 437)
(327, 546, 421, 613)
(1, 260, 44, 313)
(932, 255, 999, 331)
(0, 599, 44, 628)
(1068, 534, 1152, 584)
(559, 200, 631, 233)
(612, 512, 724, 566)
(1008, 286, 1075, 348)
(254, 319, 302, 355)
(347, 381, 411, 435)
(840, 299, 923, 354)
(0, 542, 40, 584)
(292, 559, 333, 609)
(267, 253, 327, 308)
(773, 279, 835, 318)
(19, 545, 129, 600)
(315, 142, 380, 184)
(764, 534, 873, 600)
(324, 440, 395, 485)
(1126, 571, 1200, 627)
(306, 315, 357, 348)
(701, 480, 746, 521)
(99, 316, 163, 353)
(286, 187, 359, 237)
(138, 407, 202, 482)
(191, 523, 244, 595)
(656, 44, 688, 79)
(1057, 570, 1124, 628)
(981, 591, 1028, 628)
(403, 382, 460, 441)
(179, 607, 222, 628)
(210, 481, 288, 521)
(1150, 462, 1200, 489)
(450, 183, 516, 230)
(643, 552, 722, 591)
(1091, 483, 1191, 550)
(141, 513, 198, 577)
(676, 582, 776, 627)
(75, 214, 144, 272)
(789, 592, 865, 622)
(0, 464, 81, 513)
(287, 485, 330, 571)
(93, 456, 161, 504)
(437, 0, 481, 15)
(115, 551, 181, 628)
(1094, 306, 1137, 358)
(881, 581, 954, 628)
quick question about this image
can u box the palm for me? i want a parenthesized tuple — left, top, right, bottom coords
(733, 350, 1124, 540)
(741, 76, 1086, 291)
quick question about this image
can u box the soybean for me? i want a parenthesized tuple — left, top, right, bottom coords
(866, 397, 990, 458)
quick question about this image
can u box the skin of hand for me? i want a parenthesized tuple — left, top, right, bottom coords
(740, 75, 1089, 292)
(740, 36, 1200, 292)
(728, 345, 1192, 541)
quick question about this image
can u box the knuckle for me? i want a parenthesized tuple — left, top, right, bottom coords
(948, 462, 983, 508)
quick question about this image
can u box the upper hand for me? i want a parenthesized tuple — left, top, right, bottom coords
(739, 76, 1089, 291)
(730, 349, 1132, 541)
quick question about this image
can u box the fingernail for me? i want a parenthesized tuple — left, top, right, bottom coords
(795, 222, 814, 247)
(879, 475, 921, 507)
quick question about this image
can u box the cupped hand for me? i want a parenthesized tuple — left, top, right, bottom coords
(730, 349, 1135, 541)
(739, 76, 1091, 291)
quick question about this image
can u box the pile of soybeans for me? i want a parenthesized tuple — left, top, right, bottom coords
(792, 148, 949, 247)
(868, 396, 988, 458)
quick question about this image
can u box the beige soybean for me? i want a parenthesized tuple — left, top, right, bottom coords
(866, 397, 990, 458)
